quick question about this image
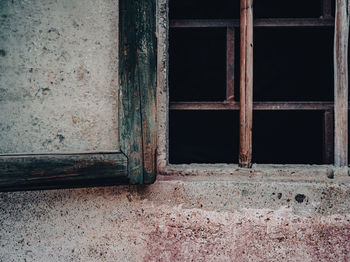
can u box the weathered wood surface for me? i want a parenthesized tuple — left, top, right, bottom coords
(170, 18, 334, 28)
(0, 152, 128, 192)
(170, 102, 334, 111)
(334, 0, 349, 166)
(239, 0, 253, 168)
(323, 110, 334, 164)
(226, 27, 235, 101)
(136, 0, 157, 184)
(119, 0, 157, 183)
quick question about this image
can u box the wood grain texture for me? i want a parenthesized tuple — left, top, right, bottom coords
(0, 0, 157, 191)
(239, 0, 253, 168)
(170, 101, 334, 111)
(323, 110, 334, 164)
(226, 27, 235, 101)
(119, 0, 157, 183)
(334, 0, 349, 166)
(136, 0, 157, 184)
(0, 152, 128, 192)
(170, 18, 334, 28)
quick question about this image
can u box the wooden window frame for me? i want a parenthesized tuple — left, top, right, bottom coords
(158, 0, 350, 174)
(0, 0, 157, 191)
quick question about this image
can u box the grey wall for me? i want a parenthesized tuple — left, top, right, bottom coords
(0, 0, 119, 153)
(1, 175, 350, 262)
(0, 1, 350, 261)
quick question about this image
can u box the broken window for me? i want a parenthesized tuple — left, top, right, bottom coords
(169, 0, 345, 166)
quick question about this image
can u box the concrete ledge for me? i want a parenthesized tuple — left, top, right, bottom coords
(1, 178, 350, 261)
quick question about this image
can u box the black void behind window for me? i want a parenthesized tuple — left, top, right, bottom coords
(254, 0, 323, 18)
(254, 27, 334, 102)
(253, 111, 324, 164)
(169, 111, 239, 164)
(169, 1, 334, 165)
(170, 0, 240, 19)
(169, 28, 227, 102)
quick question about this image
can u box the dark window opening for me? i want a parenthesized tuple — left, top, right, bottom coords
(254, 28, 334, 102)
(169, 111, 239, 164)
(169, 0, 240, 19)
(169, 1, 335, 166)
(169, 28, 227, 102)
(254, 0, 324, 18)
(253, 111, 324, 164)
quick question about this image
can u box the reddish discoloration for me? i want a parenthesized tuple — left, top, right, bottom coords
(142, 206, 350, 261)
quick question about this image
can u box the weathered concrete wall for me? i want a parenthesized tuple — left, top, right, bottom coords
(1, 1, 350, 261)
(0, 174, 350, 261)
(0, 0, 119, 153)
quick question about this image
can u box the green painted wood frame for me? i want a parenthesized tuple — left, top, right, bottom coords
(0, 0, 157, 192)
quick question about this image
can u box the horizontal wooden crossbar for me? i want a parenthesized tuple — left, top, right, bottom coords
(170, 101, 334, 111)
(0, 152, 128, 191)
(170, 18, 334, 28)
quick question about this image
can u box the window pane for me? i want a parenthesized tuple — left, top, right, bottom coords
(253, 111, 324, 164)
(254, 0, 323, 18)
(170, 0, 240, 20)
(169, 28, 227, 102)
(254, 28, 334, 101)
(169, 111, 239, 164)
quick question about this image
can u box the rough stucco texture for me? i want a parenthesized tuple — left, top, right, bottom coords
(0, 179, 350, 262)
(0, 0, 119, 153)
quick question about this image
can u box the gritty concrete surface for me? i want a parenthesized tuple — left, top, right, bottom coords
(1, 0, 350, 261)
(156, 0, 169, 171)
(0, 175, 350, 262)
(0, 0, 119, 153)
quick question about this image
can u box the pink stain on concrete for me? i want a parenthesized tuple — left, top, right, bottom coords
(140, 206, 350, 261)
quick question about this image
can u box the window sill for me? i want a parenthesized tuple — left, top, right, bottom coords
(159, 164, 349, 183)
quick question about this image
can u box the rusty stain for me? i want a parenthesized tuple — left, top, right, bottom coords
(72, 116, 78, 125)
(77, 66, 85, 81)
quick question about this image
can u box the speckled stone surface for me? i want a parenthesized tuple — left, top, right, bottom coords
(0, 0, 119, 153)
(0, 175, 350, 262)
(1, 1, 350, 261)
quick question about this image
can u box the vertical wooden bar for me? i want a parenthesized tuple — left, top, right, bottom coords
(119, 0, 157, 183)
(323, 110, 334, 164)
(239, 0, 253, 167)
(119, 0, 143, 183)
(136, 0, 157, 184)
(334, 0, 349, 166)
(226, 27, 235, 101)
(322, 0, 333, 19)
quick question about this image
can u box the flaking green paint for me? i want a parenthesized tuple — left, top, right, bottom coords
(0, 0, 157, 191)
(0, 153, 128, 192)
(119, 0, 157, 184)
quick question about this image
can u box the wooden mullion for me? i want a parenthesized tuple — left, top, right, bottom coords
(226, 27, 235, 101)
(334, 0, 349, 166)
(239, 0, 253, 168)
(323, 110, 334, 164)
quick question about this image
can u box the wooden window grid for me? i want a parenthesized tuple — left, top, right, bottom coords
(169, 0, 349, 167)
